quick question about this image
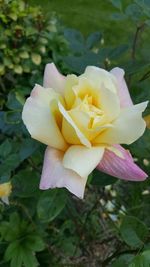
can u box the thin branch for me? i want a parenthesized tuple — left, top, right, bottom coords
(139, 69, 150, 82)
(131, 23, 146, 61)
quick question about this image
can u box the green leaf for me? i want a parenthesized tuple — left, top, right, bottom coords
(22, 249, 39, 267)
(0, 213, 21, 242)
(12, 170, 39, 198)
(129, 250, 150, 267)
(0, 154, 20, 183)
(6, 91, 22, 111)
(135, 0, 150, 17)
(0, 139, 12, 159)
(4, 241, 20, 261)
(37, 189, 68, 222)
(0, 173, 11, 184)
(108, 44, 129, 59)
(86, 32, 102, 49)
(19, 139, 39, 161)
(111, 13, 127, 20)
(4, 111, 21, 124)
(125, 4, 142, 21)
(112, 254, 134, 267)
(24, 235, 45, 252)
(109, 0, 122, 10)
(64, 28, 85, 53)
(130, 129, 150, 162)
(64, 51, 102, 74)
(120, 216, 149, 248)
(91, 169, 117, 186)
(10, 248, 23, 267)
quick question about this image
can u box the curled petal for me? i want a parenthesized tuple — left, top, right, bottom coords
(110, 67, 133, 108)
(94, 101, 148, 145)
(58, 101, 91, 147)
(43, 63, 65, 94)
(40, 147, 88, 199)
(97, 145, 148, 181)
(83, 66, 117, 93)
(63, 145, 104, 178)
(22, 84, 67, 151)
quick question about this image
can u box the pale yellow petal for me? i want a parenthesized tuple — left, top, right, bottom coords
(62, 118, 82, 145)
(73, 77, 101, 108)
(58, 102, 91, 147)
(63, 145, 104, 177)
(64, 74, 78, 109)
(94, 102, 148, 145)
(43, 63, 66, 94)
(83, 66, 117, 93)
(22, 84, 67, 151)
(69, 108, 112, 141)
(99, 84, 120, 121)
(0, 182, 12, 197)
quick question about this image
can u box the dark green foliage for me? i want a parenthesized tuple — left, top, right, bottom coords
(120, 216, 149, 248)
(37, 189, 68, 222)
(0, 213, 45, 267)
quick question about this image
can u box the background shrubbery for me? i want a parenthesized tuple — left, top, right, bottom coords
(0, 0, 150, 266)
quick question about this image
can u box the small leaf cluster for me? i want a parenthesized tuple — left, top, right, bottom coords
(0, 213, 45, 267)
(0, 0, 68, 98)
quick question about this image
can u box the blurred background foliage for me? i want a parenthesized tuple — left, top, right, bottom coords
(0, 0, 150, 266)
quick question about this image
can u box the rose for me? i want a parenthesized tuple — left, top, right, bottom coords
(22, 63, 148, 198)
(0, 182, 12, 204)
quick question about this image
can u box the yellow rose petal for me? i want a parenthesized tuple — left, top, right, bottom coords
(63, 145, 104, 178)
(0, 182, 12, 197)
(83, 66, 117, 93)
(144, 114, 150, 129)
(58, 102, 91, 148)
(22, 84, 68, 151)
(94, 102, 148, 145)
(64, 74, 78, 109)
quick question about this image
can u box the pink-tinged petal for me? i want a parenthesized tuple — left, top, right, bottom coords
(40, 147, 88, 199)
(97, 145, 148, 181)
(43, 63, 65, 94)
(110, 67, 133, 108)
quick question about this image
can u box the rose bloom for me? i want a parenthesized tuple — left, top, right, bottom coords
(22, 63, 148, 198)
(0, 182, 12, 204)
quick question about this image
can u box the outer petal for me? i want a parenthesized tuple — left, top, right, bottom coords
(22, 84, 67, 151)
(40, 147, 87, 199)
(97, 145, 148, 181)
(43, 63, 65, 94)
(110, 67, 133, 108)
(83, 66, 117, 93)
(94, 102, 148, 145)
(63, 145, 104, 178)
